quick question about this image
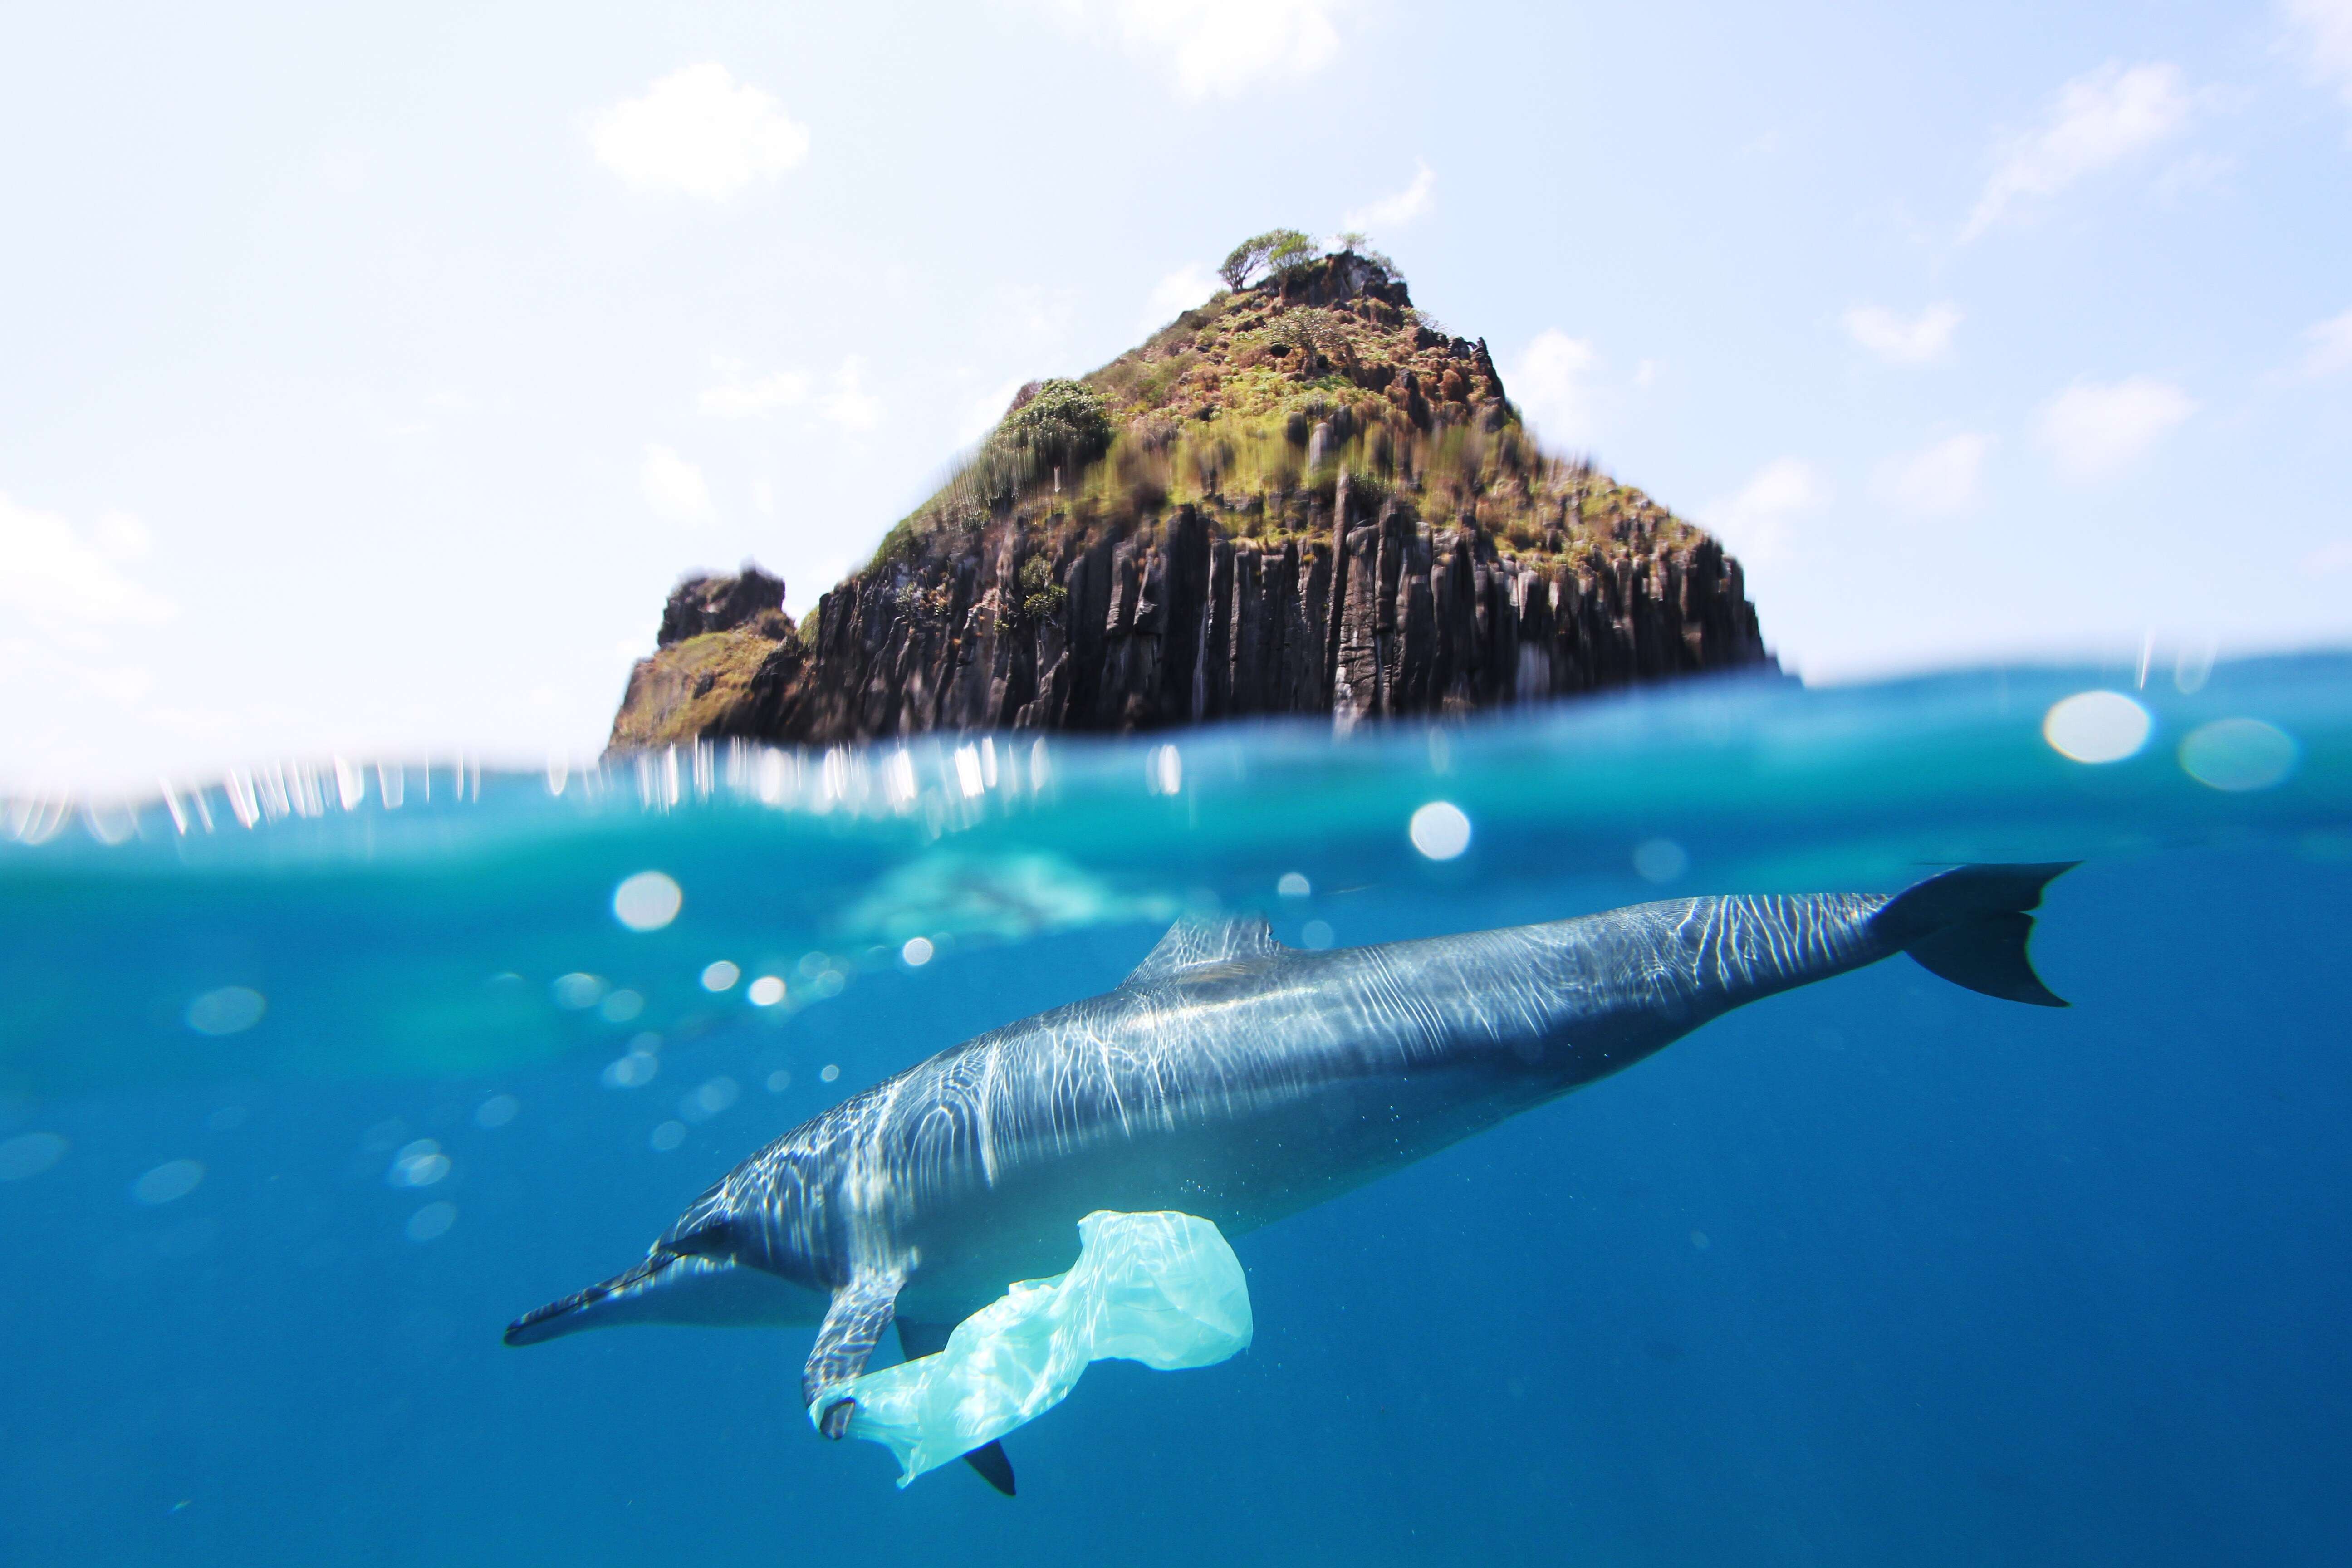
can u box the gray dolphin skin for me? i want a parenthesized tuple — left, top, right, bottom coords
(508, 861, 2073, 1493)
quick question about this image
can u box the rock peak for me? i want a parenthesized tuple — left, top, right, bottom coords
(607, 234, 1774, 752)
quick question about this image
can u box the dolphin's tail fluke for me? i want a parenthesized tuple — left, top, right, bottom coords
(1875, 862, 2078, 1007)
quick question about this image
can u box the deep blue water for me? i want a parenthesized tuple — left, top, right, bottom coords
(3, 659, 2348, 1566)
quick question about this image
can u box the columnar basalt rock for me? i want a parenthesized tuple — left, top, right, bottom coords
(610, 484, 1771, 750)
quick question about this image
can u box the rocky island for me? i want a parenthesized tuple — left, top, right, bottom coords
(609, 232, 1773, 752)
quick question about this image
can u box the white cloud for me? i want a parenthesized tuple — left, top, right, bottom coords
(691, 357, 881, 432)
(1874, 432, 1992, 517)
(819, 358, 882, 432)
(1843, 302, 1963, 364)
(2036, 377, 2195, 481)
(1343, 159, 1435, 233)
(0, 494, 176, 627)
(0, 636, 156, 723)
(1509, 331, 1605, 450)
(959, 378, 1030, 445)
(1051, 0, 1350, 98)
(1965, 62, 2192, 239)
(1143, 263, 1220, 329)
(591, 64, 810, 201)
(2302, 538, 2352, 576)
(1704, 458, 1828, 563)
(2284, 0, 2352, 110)
(997, 284, 1078, 348)
(639, 445, 713, 524)
(698, 359, 811, 417)
(2303, 307, 2352, 377)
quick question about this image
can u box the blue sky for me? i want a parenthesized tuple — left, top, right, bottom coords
(3, 0, 2347, 790)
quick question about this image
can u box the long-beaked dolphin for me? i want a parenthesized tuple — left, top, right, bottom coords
(508, 862, 2074, 1494)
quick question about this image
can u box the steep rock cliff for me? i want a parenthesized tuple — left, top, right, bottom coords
(609, 246, 1772, 750)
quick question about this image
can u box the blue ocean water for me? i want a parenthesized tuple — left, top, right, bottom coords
(2, 659, 2347, 1566)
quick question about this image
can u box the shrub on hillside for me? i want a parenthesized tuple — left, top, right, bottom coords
(995, 379, 1113, 471)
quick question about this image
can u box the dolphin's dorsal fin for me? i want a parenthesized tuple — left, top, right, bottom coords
(1124, 914, 1284, 985)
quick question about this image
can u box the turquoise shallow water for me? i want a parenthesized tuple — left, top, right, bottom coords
(3, 657, 2349, 1565)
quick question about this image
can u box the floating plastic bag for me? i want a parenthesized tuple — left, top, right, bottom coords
(815, 1210, 1252, 1485)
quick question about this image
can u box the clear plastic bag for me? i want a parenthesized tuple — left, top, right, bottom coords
(816, 1210, 1252, 1485)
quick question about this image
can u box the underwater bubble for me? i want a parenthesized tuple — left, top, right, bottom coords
(474, 1094, 519, 1129)
(798, 952, 829, 979)
(0, 1132, 67, 1181)
(835, 850, 1176, 948)
(2178, 718, 2298, 792)
(1690, 1230, 1711, 1250)
(406, 1202, 456, 1242)
(1410, 801, 1472, 860)
(131, 1159, 205, 1206)
(767, 1069, 793, 1093)
(601, 1051, 659, 1089)
(701, 960, 740, 992)
(2042, 691, 2152, 764)
(1632, 838, 1690, 883)
(598, 989, 645, 1024)
(819, 1064, 841, 1083)
(748, 975, 786, 1006)
(612, 871, 683, 931)
(206, 1106, 247, 1132)
(1277, 872, 1311, 899)
(900, 936, 934, 968)
(1147, 744, 1183, 795)
(1301, 919, 1334, 950)
(184, 986, 266, 1036)
(551, 973, 605, 1009)
(681, 1076, 740, 1122)
(388, 1140, 449, 1187)
(649, 1121, 686, 1152)
(361, 1118, 407, 1153)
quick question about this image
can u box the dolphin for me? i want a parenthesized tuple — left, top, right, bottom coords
(507, 862, 2074, 1493)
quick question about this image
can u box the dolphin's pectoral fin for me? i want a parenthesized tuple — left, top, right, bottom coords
(804, 1273, 904, 1439)
(898, 1321, 1018, 1496)
(1126, 913, 1284, 986)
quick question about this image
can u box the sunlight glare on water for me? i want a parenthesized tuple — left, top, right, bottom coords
(2042, 690, 2153, 764)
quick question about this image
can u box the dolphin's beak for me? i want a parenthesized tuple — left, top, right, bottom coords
(503, 1247, 810, 1345)
(503, 1253, 669, 1346)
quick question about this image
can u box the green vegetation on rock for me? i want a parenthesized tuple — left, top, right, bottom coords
(874, 239, 1706, 576)
(997, 378, 1114, 470)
